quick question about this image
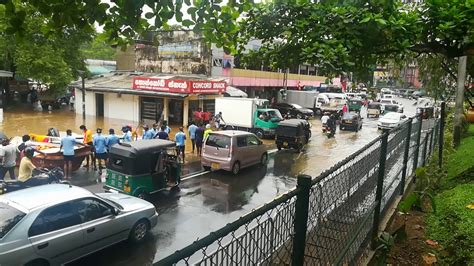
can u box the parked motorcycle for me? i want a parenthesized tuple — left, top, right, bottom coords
(0, 167, 65, 194)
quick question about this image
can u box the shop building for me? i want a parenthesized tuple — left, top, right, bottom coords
(73, 72, 226, 126)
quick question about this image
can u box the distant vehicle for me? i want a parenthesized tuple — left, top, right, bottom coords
(284, 90, 319, 110)
(201, 131, 267, 175)
(380, 88, 393, 94)
(381, 94, 394, 99)
(275, 119, 311, 152)
(314, 93, 347, 116)
(412, 90, 426, 99)
(348, 99, 364, 113)
(272, 102, 314, 119)
(378, 112, 407, 130)
(340, 112, 363, 132)
(216, 98, 282, 138)
(380, 99, 404, 113)
(0, 184, 158, 266)
(367, 102, 382, 118)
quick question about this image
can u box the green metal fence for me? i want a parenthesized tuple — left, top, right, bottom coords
(155, 109, 444, 266)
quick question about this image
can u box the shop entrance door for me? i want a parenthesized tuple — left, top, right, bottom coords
(96, 93, 104, 117)
(141, 97, 163, 124)
(168, 99, 183, 125)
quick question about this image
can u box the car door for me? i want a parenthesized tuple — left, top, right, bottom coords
(75, 198, 129, 255)
(28, 202, 85, 264)
(235, 136, 250, 167)
(245, 135, 261, 165)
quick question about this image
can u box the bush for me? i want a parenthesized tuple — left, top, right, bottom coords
(426, 183, 474, 264)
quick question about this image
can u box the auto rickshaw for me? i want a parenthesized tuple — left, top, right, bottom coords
(367, 102, 382, 118)
(348, 99, 364, 113)
(104, 139, 182, 199)
(275, 119, 311, 152)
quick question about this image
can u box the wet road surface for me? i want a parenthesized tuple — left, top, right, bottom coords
(1, 97, 421, 265)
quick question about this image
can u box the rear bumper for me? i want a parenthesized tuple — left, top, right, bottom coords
(201, 156, 233, 171)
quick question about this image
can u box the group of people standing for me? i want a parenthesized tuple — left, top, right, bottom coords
(0, 135, 43, 183)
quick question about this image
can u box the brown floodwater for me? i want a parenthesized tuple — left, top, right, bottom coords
(0, 105, 137, 138)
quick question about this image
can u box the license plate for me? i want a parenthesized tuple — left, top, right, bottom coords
(211, 162, 220, 169)
(283, 141, 288, 146)
(345, 120, 352, 124)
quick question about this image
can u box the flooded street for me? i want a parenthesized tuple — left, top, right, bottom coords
(2, 97, 420, 265)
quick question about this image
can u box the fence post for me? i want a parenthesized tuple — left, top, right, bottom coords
(429, 125, 435, 156)
(371, 130, 389, 249)
(412, 112, 423, 182)
(400, 118, 413, 195)
(422, 129, 430, 166)
(292, 174, 312, 266)
(438, 102, 446, 168)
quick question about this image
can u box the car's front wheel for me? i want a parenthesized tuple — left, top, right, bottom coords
(260, 153, 268, 166)
(129, 219, 150, 244)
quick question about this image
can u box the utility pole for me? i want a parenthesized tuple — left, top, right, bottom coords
(453, 56, 467, 148)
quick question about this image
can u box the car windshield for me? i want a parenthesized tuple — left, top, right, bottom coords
(291, 103, 303, 109)
(95, 195, 124, 210)
(0, 202, 26, 239)
(267, 110, 283, 120)
(383, 113, 401, 120)
(342, 113, 356, 119)
(206, 134, 231, 149)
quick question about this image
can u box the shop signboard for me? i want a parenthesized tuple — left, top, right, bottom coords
(132, 77, 226, 94)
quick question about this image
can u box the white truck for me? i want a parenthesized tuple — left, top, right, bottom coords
(313, 93, 347, 116)
(285, 90, 319, 109)
(215, 98, 283, 138)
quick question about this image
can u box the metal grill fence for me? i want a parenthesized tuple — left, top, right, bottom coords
(156, 110, 444, 266)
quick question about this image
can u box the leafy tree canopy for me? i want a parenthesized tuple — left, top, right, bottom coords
(80, 32, 117, 61)
(1, 0, 253, 53)
(237, 0, 474, 82)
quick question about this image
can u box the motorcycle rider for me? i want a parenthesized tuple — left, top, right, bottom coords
(326, 114, 337, 137)
(321, 112, 330, 128)
(17, 147, 47, 186)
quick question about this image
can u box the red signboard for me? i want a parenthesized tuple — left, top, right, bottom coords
(132, 77, 226, 94)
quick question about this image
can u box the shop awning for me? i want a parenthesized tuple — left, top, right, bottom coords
(85, 86, 188, 98)
(224, 86, 248, 97)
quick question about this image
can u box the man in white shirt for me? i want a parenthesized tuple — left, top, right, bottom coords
(321, 112, 330, 127)
(0, 139, 17, 180)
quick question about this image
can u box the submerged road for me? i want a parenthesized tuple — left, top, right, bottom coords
(71, 97, 422, 265)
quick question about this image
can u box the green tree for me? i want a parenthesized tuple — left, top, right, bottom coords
(1, 0, 253, 53)
(81, 33, 117, 61)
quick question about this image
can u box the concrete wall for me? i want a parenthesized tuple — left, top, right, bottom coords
(75, 90, 96, 117)
(104, 93, 139, 122)
(75, 90, 139, 122)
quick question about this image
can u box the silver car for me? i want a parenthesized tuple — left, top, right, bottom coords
(0, 184, 158, 265)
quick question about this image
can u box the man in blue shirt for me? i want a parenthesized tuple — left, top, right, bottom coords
(106, 128, 120, 151)
(155, 125, 169, 140)
(174, 127, 186, 161)
(142, 125, 154, 140)
(93, 128, 107, 175)
(60, 129, 77, 180)
(188, 122, 198, 153)
(122, 125, 132, 142)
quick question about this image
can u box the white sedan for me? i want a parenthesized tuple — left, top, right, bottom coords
(378, 112, 407, 130)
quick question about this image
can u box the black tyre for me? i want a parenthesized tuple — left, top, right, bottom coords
(203, 165, 211, 171)
(277, 145, 282, 151)
(260, 153, 268, 166)
(367, 114, 369, 118)
(340, 126, 344, 131)
(232, 161, 240, 175)
(128, 219, 150, 243)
